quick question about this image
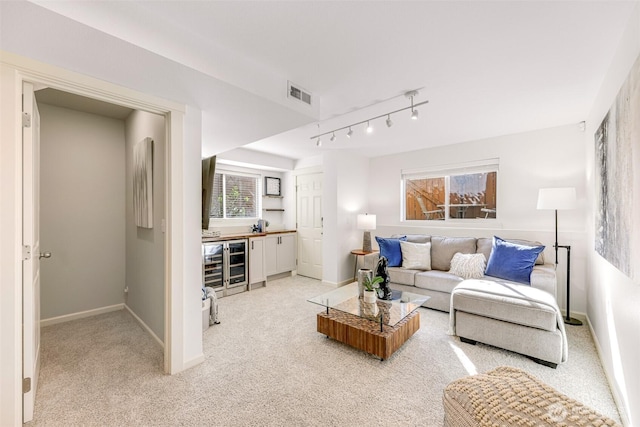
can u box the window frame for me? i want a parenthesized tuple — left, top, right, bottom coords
(209, 169, 261, 221)
(401, 159, 499, 223)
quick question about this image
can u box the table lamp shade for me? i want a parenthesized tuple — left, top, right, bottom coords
(357, 214, 376, 231)
(537, 187, 577, 210)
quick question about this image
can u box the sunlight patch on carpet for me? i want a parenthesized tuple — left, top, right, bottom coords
(449, 341, 477, 376)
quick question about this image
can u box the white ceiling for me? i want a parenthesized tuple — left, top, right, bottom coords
(31, 1, 636, 161)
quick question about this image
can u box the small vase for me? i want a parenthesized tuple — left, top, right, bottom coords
(363, 290, 377, 304)
(357, 269, 372, 298)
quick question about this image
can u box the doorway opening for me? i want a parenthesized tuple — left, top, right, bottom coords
(35, 88, 166, 342)
(23, 83, 170, 423)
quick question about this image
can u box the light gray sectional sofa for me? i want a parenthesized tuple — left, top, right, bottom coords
(363, 234, 557, 312)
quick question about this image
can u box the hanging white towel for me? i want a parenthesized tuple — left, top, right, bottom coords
(205, 287, 220, 325)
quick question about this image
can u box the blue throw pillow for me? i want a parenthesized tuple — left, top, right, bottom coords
(485, 236, 544, 285)
(375, 236, 407, 267)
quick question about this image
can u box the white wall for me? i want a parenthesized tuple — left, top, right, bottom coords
(585, 4, 640, 425)
(368, 124, 588, 313)
(322, 151, 370, 285)
(125, 110, 166, 342)
(39, 103, 126, 319)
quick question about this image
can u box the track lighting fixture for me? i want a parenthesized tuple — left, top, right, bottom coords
(409, 91, 419, 120)
(310, 90, 428, 145)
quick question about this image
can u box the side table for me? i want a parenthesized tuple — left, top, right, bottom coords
(351, 249, 378, 281)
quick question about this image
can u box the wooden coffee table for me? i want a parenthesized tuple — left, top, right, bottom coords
(308, 283, 429, 360)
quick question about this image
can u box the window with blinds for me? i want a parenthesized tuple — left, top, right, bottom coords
(402, 159, 499, 221)
(210, 171, 259, 219)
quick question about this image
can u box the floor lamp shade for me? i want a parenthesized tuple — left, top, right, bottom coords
(357, 214, 376, 252)
(537, 187, 576, 210)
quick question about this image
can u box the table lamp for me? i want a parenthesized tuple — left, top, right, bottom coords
(537, 187, 581, 325)
(357, 213, 376, 252)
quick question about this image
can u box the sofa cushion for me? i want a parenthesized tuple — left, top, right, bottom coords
(415, 270, 464, 294)
(485, 236, 545, 285)
(477, 237, 545, 265)
(451, 280, 559, 332)
(449, 253, 486, 279)
(400, 241, 431, 270)
(393, 234, 431, 244)
(388, 266, 419, 286)
(375, 236, 407, 267)
(431, 236, 477, 271)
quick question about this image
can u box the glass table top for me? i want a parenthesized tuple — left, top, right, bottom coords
(307, 282, 429, 327)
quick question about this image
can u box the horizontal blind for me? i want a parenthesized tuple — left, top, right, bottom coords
(210, 173, 224, 218)
(210, 172, 259, 219)
(224, 173, 257, 218)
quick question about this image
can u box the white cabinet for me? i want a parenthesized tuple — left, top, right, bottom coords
(265, 232, 296, 276)
(248, 237, 265, 286)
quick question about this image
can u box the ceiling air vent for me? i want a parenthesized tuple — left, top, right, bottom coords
(288, 81, 312, 106)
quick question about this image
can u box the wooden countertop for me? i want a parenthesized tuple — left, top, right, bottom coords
(202, 230, 296, 242)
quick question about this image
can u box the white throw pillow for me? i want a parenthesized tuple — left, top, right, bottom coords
(400, 241, 431, 270)
(449, 252, 486, 279)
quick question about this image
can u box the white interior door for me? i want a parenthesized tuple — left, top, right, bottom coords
(23, 82, 41, 423)
(296, 173, 323, 279)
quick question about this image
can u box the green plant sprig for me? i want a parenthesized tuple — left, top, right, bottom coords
(363, 275, 384, 292)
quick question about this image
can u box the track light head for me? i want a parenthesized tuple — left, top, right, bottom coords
(316, 138, 322, 147)
(386, 115, 393, 128)
(330, 132, 336, 142)
(346, 127, 353, 139)
(366, 121, 373, 134)
(411, 109, 419, 120)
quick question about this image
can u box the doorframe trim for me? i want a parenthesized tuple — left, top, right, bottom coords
(2, 51, 187, 424)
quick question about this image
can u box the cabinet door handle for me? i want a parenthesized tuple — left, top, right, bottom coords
(251, 241, 254, 250)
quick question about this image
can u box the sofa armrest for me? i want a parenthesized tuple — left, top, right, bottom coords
(362, 252, 381, 272)
(530, 264, 557, 299)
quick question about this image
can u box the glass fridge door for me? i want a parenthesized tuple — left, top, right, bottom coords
(227, 240, 248, 288)
(203, 243, 224, 289)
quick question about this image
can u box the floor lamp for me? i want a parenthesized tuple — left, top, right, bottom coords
(537, 187, 582, 326)
(357, 213, 376, 252)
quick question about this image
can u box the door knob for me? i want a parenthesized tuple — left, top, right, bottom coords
(39, 252, 52, 259)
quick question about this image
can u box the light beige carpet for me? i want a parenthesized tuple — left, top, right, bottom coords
(33, 276, 621, 426)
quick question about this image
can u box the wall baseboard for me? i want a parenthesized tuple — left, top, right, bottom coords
(124, 304, 164, 349)
(560, 309, 587, 322)
(586, 315, 630, 426)
(182, 354, 205, 372)
(40, 303, 124, 327)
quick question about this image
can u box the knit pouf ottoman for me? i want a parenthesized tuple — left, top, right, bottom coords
(443, 366, 620, 427)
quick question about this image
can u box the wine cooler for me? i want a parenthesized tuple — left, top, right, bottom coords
(202, 239, 248, 293)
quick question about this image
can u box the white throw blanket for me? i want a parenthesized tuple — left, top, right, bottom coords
(448, 280, 568, 363)
(205, 287, 220, 325)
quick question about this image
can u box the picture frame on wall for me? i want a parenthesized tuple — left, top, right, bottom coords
(265, 176, 281, 196)
(133, 137, 154, 228)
